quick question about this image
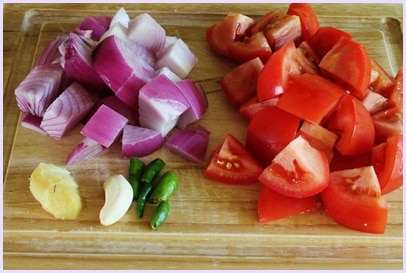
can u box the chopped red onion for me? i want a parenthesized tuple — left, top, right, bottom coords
(176, 79, 208, 128)
(66, 137, 106, 165)
(155, 38, 198, 79)
(155, 67, 182, 82)
(14, 64, 65, 117)
(21, 113, 47, 135)
(98, 22, 128, 43)
(81, 104, 128, 147)
(121, 124, 164, 158)
(40, 82, 95, 140)
(138, 74, 190, 137)
(37, 33, 68, 65)
(109, 7, 130, 28)
(77, 15, 112, 41)
(59, 32, 108, 93)
(127, 13, 166, 53)
(93, 35, 155, 108)
(165, 126, 210, 163)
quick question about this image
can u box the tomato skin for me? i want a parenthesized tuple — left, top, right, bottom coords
(308, 26, 352, 60)
(256, 41, 301, 101)
(321, 167, 388, 234)
(371, 134, 403, 194)
(263, 14, 302, 51)
(220, 57, 264, 106)
(326, 94, 375, 155)
(319, 37, 371, 99)
(287, 3, 320, 42)
(229, 32, 273, 63)
(204, 134, 263, 185)
(246, 106, 301, 166)
(258, 185, 317, 223)
(277, 73, 345, 124)
(329, 149, 372, 172)
(258, 136, 330, 199)
(238, 96, 279, 121)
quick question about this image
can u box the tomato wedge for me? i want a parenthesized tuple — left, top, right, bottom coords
(287, 3, 320, 42)
(308, 26, 352, 60)
(258, 185, 317, 223)
(319, 37, 371, 99)
(321, 166, 388, 234)
(371, 134, 403, 194)
(326, 94, 375, 155)
(258, 136, 329, 198)
(204, 134, 263, 184)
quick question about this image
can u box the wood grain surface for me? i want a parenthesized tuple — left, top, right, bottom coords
(3, 3, 403, 270)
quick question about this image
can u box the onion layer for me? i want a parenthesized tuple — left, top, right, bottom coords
(66, 137, 106, 165)
(121, 124, 164, 158)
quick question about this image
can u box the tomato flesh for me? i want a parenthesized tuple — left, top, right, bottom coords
(321, 166, 388, 234)
(287, 3, 320, 42)
(309, 26, 352, 60)
(204, 134, 263, 185)
(258, 136, 329, 198)
(258, 185, 317, 223)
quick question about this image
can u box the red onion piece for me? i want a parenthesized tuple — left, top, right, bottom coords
(37, 33, 68, 65)
(66, 137, 106, 165)
(98, 22, 128, 42)
(59, 32, 108, 93)
(155, 67, 182, 82)
(77, 15, 112, 41)
(138, 74, 190, 137)
(121, 124, 164, 158)
(109, 7, 130, 28)
(155, 38, 198, 79)
(21, 113, 47, 135)
(93, 35, 155, 108)
(127, 13, 166, 53)
(40, 82, 95, 140)
(81, 104, 128, 147)
(165, 126, 210, 163)
(15, 64, 65, 117)
(176, 79, 208, 128)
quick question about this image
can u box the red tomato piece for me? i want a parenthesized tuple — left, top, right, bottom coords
(220, 57, 264, 106)
(387, 67, 403, 114)
(263, 14, 302, 51)
(229, 32, 273, 63)
(319, 37, 371, 99)
(238, 96, 279, 121)
(308, 26, 352, 60)
(246, 106, 301, 166)
(326, 94, 375, 155)
(277, 73, 346, 124)
(369, 60, 396, 96)
(321, 166, 388, 234)
(204, 134, 263, 185)
(246, 10, 284, 37)
(258, 136, 330, 199)
(329, 149, 372, 172)
(258, 185, 317, 223)
(256, 41, 302, 101)
(206, 13, 254, 57)
(371, 134, 403, 194)
(287, 3, 320, 42)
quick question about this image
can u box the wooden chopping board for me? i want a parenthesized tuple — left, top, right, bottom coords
(3, 3, 403, 270)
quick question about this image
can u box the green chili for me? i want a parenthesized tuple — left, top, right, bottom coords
(150, 200, 170, 230)
(150, 171, 179, 204)
(141, 158, 165, 184)
(137, 183, 153, 218)
(129, 157, 145, 200)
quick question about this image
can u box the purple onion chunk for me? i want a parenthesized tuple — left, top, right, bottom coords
(66, 137, 106, 165)
(121, 124, 164, 158)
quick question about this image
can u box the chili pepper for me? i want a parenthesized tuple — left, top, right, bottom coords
(137, 183, 153, 218)
(141, 158, 165, 184)
(129, 157, 145, 200)
(150, 200, 170, 230)
(150, 171, 179, 204)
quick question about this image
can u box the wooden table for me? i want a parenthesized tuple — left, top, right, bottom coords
(3, 3, 403, 270)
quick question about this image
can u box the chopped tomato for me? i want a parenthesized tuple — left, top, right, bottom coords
(276, 73, 345, 124)
(371, 134, 403, 194)
(206, 13, 254, 58)
(387, 67, 403, 113)
(319, 37, 371, 99)
(219, 57, 264, 106)
(369, 60, 396, 96)
(204, 134, 263, 184)
(321, 166, 388, 234)
(258, 136, 329, 198)
(372, 106, 403, 144)
(256, 41, 301, 101)
(287, 3, 320, 42)
(263, 14, 302, 51)
(246, 106, 301, 166)
(326, 94, 375, 155)
(238, 96, 279, 121)
(258, 185, 317, 223)
(229, 32, 273, 63)
(329, 149, 372, 172)
(246, 10, 283, 37)
(308, 26, 352, 60)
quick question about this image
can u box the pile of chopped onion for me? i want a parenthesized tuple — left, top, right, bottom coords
(14, 7, 209, 165)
